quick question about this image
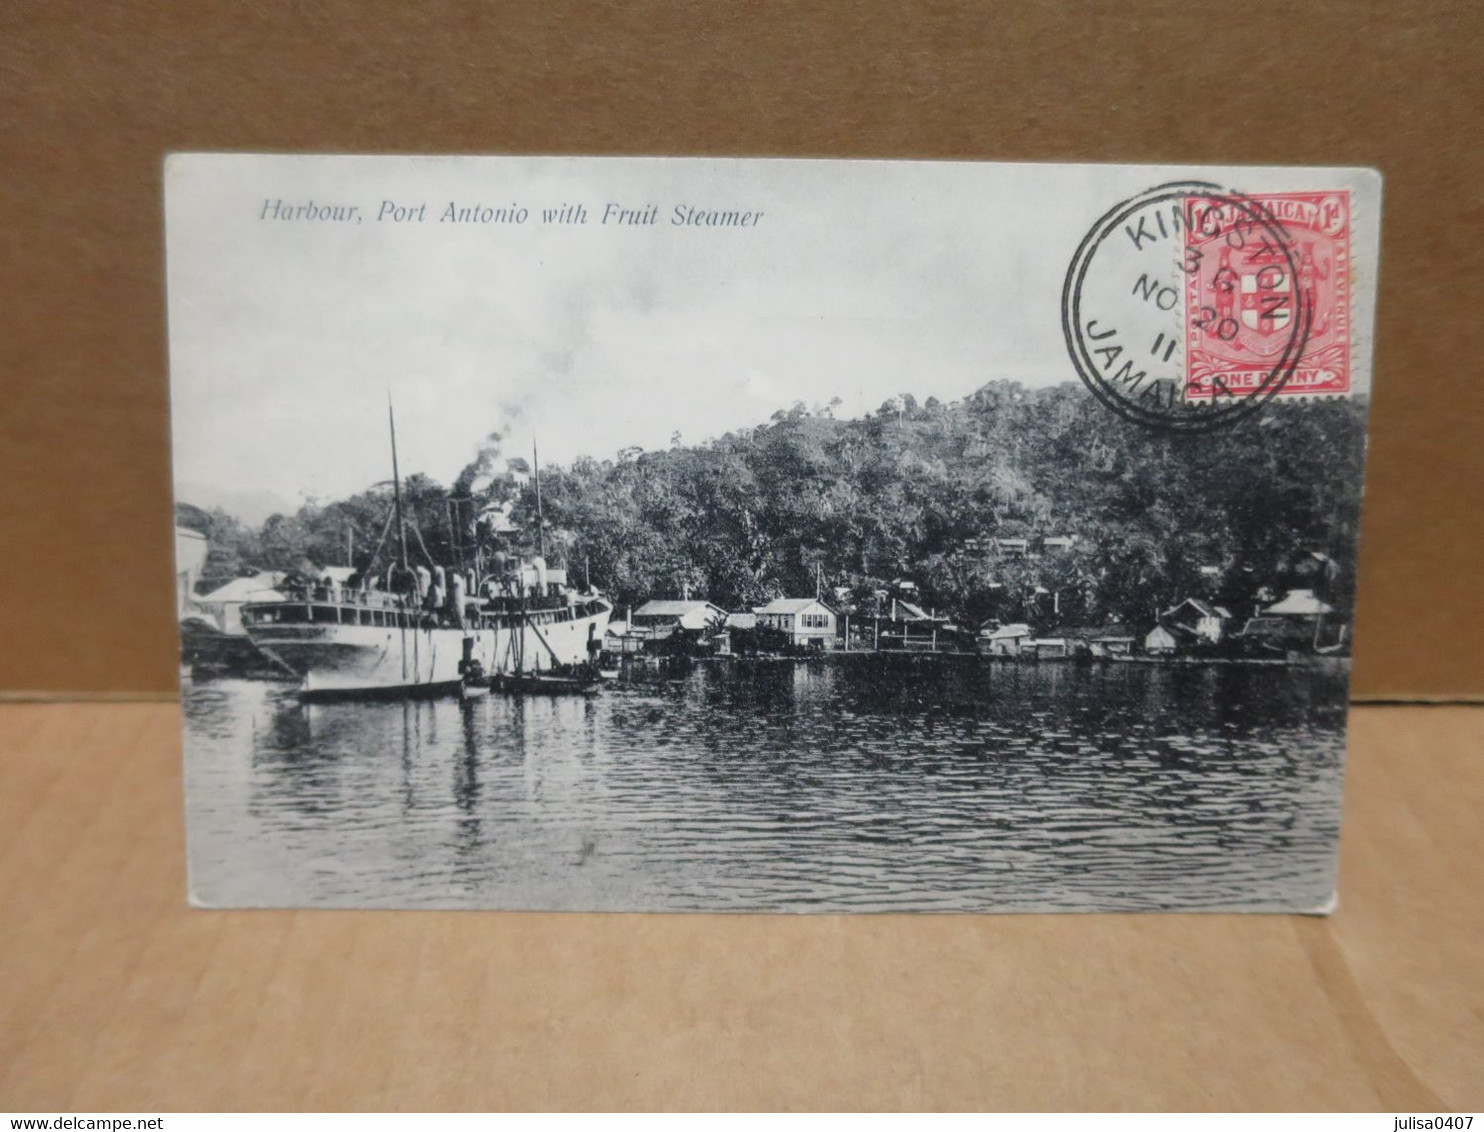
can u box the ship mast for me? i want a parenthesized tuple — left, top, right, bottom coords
(388, 398, 414, 682)
(389, 399, 410, 576)
(533, 438, 546, 561)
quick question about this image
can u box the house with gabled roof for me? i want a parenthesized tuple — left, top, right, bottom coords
(992, 537, 1030, 558)
(889, 598, 953, 627)
(872, 597, 956, 651)
(1264, 588, 1333, 618)
(1160, 597, 1233, 643)
(504, 457, 532, 486)
(754, 597, 838, 649)
(1234, 588, 1342, 652)
(631, 599, 727, 637)
(1144, 624, 1183, 655)
(980, 621, 1032, 657)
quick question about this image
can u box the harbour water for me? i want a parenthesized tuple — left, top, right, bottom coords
(183, 656, 1350, 912)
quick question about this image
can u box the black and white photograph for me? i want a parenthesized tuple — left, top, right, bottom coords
(167, 155, 1381, 913)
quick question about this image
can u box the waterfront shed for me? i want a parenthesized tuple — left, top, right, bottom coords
(1024, 637, 1071, 659)
(1091, 634, 1135, 657)
(1144, 625, 1179, 655)
(604, 617, 652, 656)
(982, 622, 1032, 657)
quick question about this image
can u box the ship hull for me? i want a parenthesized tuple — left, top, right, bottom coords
(247, 601, 611, 700)
(180, 618, 292, 679)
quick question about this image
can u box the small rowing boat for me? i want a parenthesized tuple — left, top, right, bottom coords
(491, 671, 600, 696)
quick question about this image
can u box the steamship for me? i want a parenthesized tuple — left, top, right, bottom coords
(240, 405, 610, 701)
(241, 559, 611, 701)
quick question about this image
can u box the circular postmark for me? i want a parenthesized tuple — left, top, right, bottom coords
(1061, 181, 1313, 432)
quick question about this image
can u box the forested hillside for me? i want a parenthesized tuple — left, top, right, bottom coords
(177, 381, 1368, 631)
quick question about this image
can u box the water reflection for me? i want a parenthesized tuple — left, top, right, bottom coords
(182, 656, 1349, 912)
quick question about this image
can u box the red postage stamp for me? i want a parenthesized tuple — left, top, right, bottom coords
(1183, 191, 1351, 400)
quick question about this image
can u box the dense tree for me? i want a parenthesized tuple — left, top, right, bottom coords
(174, 503, 263, 586)
(191, 381, 1368, 632)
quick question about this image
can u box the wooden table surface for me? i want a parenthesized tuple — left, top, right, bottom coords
(1, 702, 1479, 1112)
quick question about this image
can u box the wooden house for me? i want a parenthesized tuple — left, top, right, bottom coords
(1160, 598, 1233, 643)
(981, 622, 1032, 657)
(1144, 625, 1179, 655)
(993, 537, 1030, 558)
(1024, 637, 1071, 659)
(753, 597, 839, 649)
(503, 457, 532, 487)
(1091, 634, 1135, 657)
(603, 617, 649, 656)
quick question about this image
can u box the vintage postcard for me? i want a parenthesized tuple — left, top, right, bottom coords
(167, 155, 1381, 912)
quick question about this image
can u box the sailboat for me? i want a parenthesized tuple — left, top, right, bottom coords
(241, 411, 611, 702)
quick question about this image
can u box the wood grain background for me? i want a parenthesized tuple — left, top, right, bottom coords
(2, 1, 1481, 697)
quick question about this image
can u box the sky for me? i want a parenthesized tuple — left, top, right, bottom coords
(165, 156, 1377, 522)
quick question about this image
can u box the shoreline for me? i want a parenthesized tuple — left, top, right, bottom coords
(705, 651, 1350, 669)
